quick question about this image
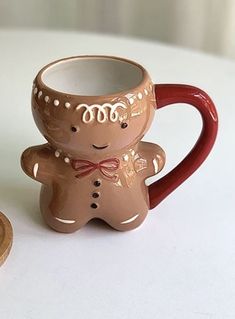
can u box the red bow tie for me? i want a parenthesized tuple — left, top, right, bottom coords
(71, 158, 120, 180)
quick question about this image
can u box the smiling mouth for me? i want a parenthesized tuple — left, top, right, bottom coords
(92, 144, 109, 150)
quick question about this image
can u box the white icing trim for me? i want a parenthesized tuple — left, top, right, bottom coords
(64, 102, 71, 108)
(153, 158, 159, 173)
(38, 91, 42, 98)
(76, 102, 127, 123)
(33, 87, 38, 94)
(128, 97, 134, 105)
(114, 179, 123, 187)
(121, 214, 139, 224)
(55, 150, 60, 158)
(131, 112, 141, 117)
(54, 150, 70, 163)
(44, 96, 50, 103)
(54, 99, 60, 106)
(55, 217, 76, 224)
(64, 157, 70, 163)
(137, 92, 143, 100)
(134, 153, 139, 161)
(33, 163, 39, 178)
(144, 88, 148, 95)
(122, 154, 129, 161)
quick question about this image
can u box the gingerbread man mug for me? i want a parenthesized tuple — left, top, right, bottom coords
(21, 56, 218, 232)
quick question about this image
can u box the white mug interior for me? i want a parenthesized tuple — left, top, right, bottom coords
(41, 56, 144, 96)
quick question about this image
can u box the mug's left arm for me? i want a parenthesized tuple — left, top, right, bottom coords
(21, 144, 54, 184)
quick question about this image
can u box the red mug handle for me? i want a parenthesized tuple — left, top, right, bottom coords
(149, 84, 218, 209)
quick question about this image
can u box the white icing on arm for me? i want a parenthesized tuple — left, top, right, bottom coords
(33, 163, 39, 178)
(153, 158, 158, 174)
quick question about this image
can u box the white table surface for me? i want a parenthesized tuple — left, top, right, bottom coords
(0, 29, 234, 319)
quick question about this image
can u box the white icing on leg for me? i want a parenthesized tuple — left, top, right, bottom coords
(55, 217, 76, 224)
(153, 158, 159, 173)
(33, 163, 39, 178)
(121, 214, 139, 224)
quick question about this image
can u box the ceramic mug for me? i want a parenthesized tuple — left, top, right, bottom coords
(21, 55, 218, 232)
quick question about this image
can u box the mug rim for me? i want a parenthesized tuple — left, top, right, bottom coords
(36, 55, 150, 98)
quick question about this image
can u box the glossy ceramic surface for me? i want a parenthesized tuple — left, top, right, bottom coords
(149, 84, 218, 208)
(21, 55, 218, 232)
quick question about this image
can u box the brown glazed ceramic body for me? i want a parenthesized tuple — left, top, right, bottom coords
(21, 55, 218, 232)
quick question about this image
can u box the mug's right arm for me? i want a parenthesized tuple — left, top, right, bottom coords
(21, 144, 53, 184)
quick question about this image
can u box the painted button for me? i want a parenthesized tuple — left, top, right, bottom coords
(92, 192, 99, 198)
(94, 180, 101, 187)
(91, 203, 98, 209)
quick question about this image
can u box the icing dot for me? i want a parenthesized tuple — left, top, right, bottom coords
(33, 87, 38, 94)
(44, 96, 50, 103)
(149, 84, 152, 90)
(64, 157, 70, 163)
(144, 89, 148, 95)
(54, 99, 60, 106)
(137, 92, 143, 100)
(38, 91, 42, 98)
(131, 150, 135, 156)
(128, 97, 134, 105)
(65, 102, 71, 108)
(123, 154, 129, 161)
(55, 150, 60, 158)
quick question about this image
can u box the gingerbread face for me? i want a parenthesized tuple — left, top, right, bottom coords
(32, 56, 156, 158)
(32, 91, 155, 157)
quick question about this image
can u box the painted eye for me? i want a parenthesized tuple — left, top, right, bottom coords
(71, 126, 78, 132)
(121, 122, 128, 129)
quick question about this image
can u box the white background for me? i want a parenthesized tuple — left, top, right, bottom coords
(0, 30, 234, 319)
